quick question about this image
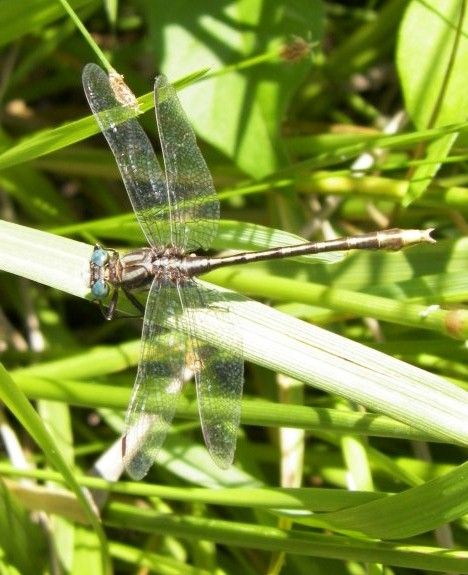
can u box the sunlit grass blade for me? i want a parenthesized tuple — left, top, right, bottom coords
(104, 501, 468, 574)
(0, 69, 208, 172)
(0, 364, 111, 574)
(1, 219, 467, 450)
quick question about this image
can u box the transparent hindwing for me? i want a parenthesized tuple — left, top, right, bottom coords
(123, 277, 187, 479)
(180, 279, 244, 469)
(123, 277, 244, 478)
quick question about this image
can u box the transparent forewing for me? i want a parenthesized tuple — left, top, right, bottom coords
(181, 279, 244, 469)
(123, 278, 187, 479)
(155, 75, 220, 252)
(82, 63, 172, 249)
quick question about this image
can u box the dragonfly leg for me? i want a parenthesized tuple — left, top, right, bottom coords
(100, 288, 119, 321)
(123, 287, 145, 316)
(98, 288, 144, 321)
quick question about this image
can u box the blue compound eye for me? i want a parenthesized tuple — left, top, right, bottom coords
(91, 279, 109, 299)
(91, 247, 109, 267)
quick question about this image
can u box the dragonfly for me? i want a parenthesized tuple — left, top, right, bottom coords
(83, 63, 434, 479)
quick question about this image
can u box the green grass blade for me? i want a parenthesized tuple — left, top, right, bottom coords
(1, 220, 468, 450)
(104, 502, 468, 573)
(0, 364, 111, 574)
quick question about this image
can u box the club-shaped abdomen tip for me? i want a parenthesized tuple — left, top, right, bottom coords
(401, 228, 437, 247)
(418, 227, 436, 244)
(425, 228, 437, 244)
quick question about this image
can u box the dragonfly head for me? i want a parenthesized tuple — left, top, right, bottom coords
(90, 246, 111, 300)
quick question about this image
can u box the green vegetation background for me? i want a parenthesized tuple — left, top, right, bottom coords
(0, 1, 467, 574)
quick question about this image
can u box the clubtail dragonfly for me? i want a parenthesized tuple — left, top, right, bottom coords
(83, 63, 434, 479)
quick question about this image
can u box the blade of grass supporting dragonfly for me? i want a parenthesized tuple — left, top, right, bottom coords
(1, 222, 467, 451)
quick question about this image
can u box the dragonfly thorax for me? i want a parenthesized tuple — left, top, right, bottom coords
(119, 246, 194, 289)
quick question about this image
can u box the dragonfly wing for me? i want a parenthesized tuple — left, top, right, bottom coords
(123, 277, 187, 479)
(181, 280, 244, 469)
(154, 75, 220, 252)
(82, 63, 173, 249)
